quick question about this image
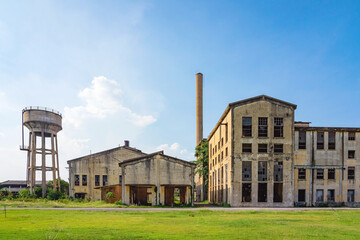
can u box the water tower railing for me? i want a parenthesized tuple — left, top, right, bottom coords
(23, 106, 62, 117)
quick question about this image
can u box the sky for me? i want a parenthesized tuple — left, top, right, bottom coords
(0, 0, 360, 182)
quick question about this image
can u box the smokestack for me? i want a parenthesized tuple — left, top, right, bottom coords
(196, 73, 203, 146)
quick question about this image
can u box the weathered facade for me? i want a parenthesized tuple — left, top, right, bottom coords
(294, 123, 360, 206)
(119, 152, 196, 206)
(67, 143, 146, 200)
(208, 95, 297, 207)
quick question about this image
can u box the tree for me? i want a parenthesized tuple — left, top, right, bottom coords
(195, 140, 209, 200)
(47, 179, 69, 195)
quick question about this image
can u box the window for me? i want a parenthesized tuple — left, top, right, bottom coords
(221, 167, 224, 183)
(225, 124, 228, 142)
(348, 190, 355, 202)
(215, 157, 217, 164)
(225, 164, 228, 183)
(242, 117, 252, 137)
(348, 167, 355, 180)
(349, 132, 355, 141)
(225, 147, 228, 157)
(242, 183, 251, 202)
(348, 150, 355, 159)
(274, 118, 283, 137)
(274, 144, 283, 153)
(327, 189, 335, 202)
(242, 143, 252, 153)
(103, 175, 108, 186)
(258, 183, 267, 202)
(215, 145, 217, 153)
(242, 161, 252, 181)
(298, 189, 305, 202)
(328, 169, 335, 180)
(328, 132, 335, 150)
(119, 175, 122, 184)
(273, 183, 283, 202)
(258, 161, 267, 181)
(221, 138, 224, 147)
(218, 141, 220, 149)
(258, 117, 268, 137)
(317, 132, 324, 149)
(274, 162, 283, 181)
(299, 131, 306, 149)
(210, 144, 212, 158)
(221, 151, 224, 161)
(95, 175, 100, 186)
(316, 189, 324, 202)
(258, 144, 267, 153)
(218, 169, 220, 184)
(82, 175, 87, 186)
(316, 169, 324, 180)
(75, 175, 80, 186)
(298, 168, 306, 180)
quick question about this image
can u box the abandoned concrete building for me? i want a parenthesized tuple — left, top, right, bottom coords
(207, 95, 360, 207)
(67, 141, 195, 206)
(294, 123, 360, 206)
(119, 152, 195, 206)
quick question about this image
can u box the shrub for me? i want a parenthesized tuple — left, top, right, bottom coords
(18, 189, 30, 199)
(106, 192, 115, 200)
(114, 200, 124, 205)
(47, 189, 63, 200)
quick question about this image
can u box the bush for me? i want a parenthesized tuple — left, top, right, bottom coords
(106, 192, 115, 200)
(46, 189, 63, 200)
(18, 189, 30, 199)
(114, 200, 124, 205)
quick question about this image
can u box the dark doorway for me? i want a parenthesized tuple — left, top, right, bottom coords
(130, 186, 152, 206)
(165, 186, 186, 206)
(242, 183, 251, 202)
(258, 183, 267, 202)
(273, 183, 283, 202)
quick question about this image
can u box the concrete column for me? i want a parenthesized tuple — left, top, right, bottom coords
(121, 167, 126, 204)
(196, 73, 203, 146)
(41, 131, 46, 197)
(51, 134, 56, 190)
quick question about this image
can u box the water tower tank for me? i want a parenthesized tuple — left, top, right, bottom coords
(20, 106, 62, 197)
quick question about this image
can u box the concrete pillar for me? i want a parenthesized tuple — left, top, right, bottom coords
(41, 131, 46, 197)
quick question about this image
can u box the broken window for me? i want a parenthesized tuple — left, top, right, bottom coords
(328, 132, 335, 150)
(316, 169, 324, 180)
(328, 169, 335, 180)
(103, 175, 108, 186)
(274, 162, 283, 181)
(242, 117, 252, 137)
(225, 124, 228, 142)
(317, 132, 324, 150)
(273, 183, 283, 202)
(82, 175, 87, 186)
(316, 189, 324, 202)
(274, 118, 283, 137)
(242, 143, 252, 153)
(258, 117, 268, 137)
(348, 150, 355, 159)
(258, 183, 267, 202)
(258, 144, 267, 153)
(242, 183, 251, 202)
(274, 144, 283, 153)
(225, 164, 228, 183)
(348, 167, 355, 180)
(348, 190, 355, 202)
(298, 168, 306, 180)
(75, 174, 80, 186)
(298, 189, 305, 202)
(95, 175, 100, 186)
(242, 161, 252, 181)
(258, 161, 267, 181)
(327, 189, 335, 202)
(299, 131, 306, 149)
(119, 175, 122, 184)
(349, 132, 356, 141)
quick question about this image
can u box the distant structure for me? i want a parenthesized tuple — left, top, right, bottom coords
(20, 107, 62, 197)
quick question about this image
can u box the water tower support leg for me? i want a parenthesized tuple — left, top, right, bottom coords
(41, 131, 46, 198)
(55, 135, 61, 190)
(51, 134, 56, 190)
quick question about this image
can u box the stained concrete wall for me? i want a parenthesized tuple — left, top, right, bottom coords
(294, 130, 360, 206)
(121, 154, 195, 206)
(67, 146, 146, 200)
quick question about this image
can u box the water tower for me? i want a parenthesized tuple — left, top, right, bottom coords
(20, 107, 62, 197)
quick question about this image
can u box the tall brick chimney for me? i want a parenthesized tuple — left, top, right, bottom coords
(196, 73, 203, 146)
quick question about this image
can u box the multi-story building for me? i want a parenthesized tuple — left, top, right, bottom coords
(208, 95, 296, 207)
(208, 95, 360, 207)
(294, 123, 360, 206)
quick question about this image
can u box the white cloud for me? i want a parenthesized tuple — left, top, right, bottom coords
(63, 76, 157, 128)
(156, 142, 194, 161)
(0, 132, 4, 137)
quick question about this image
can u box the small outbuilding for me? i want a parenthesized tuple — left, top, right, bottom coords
(119, 151, 196, 206)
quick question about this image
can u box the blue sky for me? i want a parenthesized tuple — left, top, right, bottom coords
(1, 1, 359, 182)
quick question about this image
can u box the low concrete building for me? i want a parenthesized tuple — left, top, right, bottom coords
(119, 151, 196, 206)
(294, 122, 360, 206)
(0, 180, 41, 195)
(67, 141, 146, 200)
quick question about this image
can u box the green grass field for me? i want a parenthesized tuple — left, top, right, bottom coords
(0, 209, 360, 239)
